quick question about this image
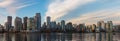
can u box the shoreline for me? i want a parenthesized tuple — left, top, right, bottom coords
(0, 31, 119, 33)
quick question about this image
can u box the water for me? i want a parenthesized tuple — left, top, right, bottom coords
(0, 33, 119, 41)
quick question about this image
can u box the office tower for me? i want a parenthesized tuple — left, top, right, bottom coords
(66, 22, 73, 31)
(105, 22, 109, 32)
(0, 24, 4, 32)
(92, 24, 96, 32)
(57, 22, 61, 30)
(6, 16, 12, 31)
(107, 21, 113, 32)
(5, 22, 8, 31)
(61, 20, 65, 31)
(47, 16, 51, 29)
(35, 13, 41, 30)
(97, 21, 102, 32)
(23, 17, 28, 30)
(87, 25, 92, 32)
(104, 23, 107, 32)
(101, 21, 106, 31)
(51, 21, 56, 29)
(42, 22, 47, 29)
(14, 17, 22, 31)
(78, 24, 85, 32)
(27, 17, 35, 30)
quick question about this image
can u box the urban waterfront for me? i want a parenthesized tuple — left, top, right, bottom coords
(0, 33, 119, 41)
(0, 13, 119, 33)
(0, 0, 120, 41)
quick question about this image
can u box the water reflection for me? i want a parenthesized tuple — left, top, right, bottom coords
(5, 33, 12, 41)
(0, 33, 119, 41)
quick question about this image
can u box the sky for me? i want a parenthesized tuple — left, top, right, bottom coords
(0, 0, 120, 25)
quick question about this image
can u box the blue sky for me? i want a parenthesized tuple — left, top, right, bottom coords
(0, 0, 120, 25)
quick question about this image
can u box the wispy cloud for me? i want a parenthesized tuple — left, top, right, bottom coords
(0, 0, 14, 7)
(45, 0, 96, 21)
(68, 7, 120, 25)
(0, 0, 36, 25)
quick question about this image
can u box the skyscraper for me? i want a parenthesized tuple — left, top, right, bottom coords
(107, 21, 113, 32)
(35, 13, 41, 30)
(66, 22, 73, 31)
(47, 16, 51, 29)
(51, 21, 56, 29)
(97, 21, 102, 32)
(6, 16, 12, 31)
(23, 17, 28, 30)
(78, 24, 85, 32)
(101, 21, 106, 31)
(92, 24, 96, 32)
(57, 22, 61, 30)
(14, 17, 22, 31)
(27, 17, 35, 30)
(106, 22, 109, 32)
(42, 22, 47, 29)
(61, 20, 65, 31)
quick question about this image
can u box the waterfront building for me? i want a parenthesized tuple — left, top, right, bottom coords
(14, 17, 22, 31)
(101, 21, 106, 31)
(42, 22, 47, 29)
(97, 21, 102, 32)
(51, 21, 57, 30)
(47, 16, 51, 29)
(107, 21, 113, 32)
(92, 24, 96, 32)
(78, 24, 85, 32)
(61, 20, 65, 31)
(27, 17, 35, 31)
(0, 24, 4, 32)
(66, 22, 73, 31)
(34, 13, 41, 30)
(106, 22, 109, 32)
(23, 17, 28, 30)
(6, 16, 12, 31)
(57, 22, 61, 30)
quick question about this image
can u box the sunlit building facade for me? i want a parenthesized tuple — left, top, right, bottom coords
(66, 22, 73, 31)
(23, 17, 28, 30)
(61, 20, 65, 31)
(47, 16, 51, 29)
(34, 13, 41, 30)
(27, 17, 35, 30)
(6, 16, 12, 31)
(14, 17, 22, 31)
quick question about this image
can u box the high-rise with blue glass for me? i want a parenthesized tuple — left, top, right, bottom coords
(47, 16, 51, 29)
(6, 16, 12, 31)
(35, 13, 41, 30)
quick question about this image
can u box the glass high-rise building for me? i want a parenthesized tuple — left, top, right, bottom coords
(27, 17, 35, 30)
(47, 16, 51, 28)
(97, 21, 102, 32)
(35, 13, 41, 30)
(61, 20, 65, 31)
(100, 21, 106, 31)
(66, 22, 73, 30)
(23, 17, 28, 30)
(107, 21, 113, 32)
(14, 17, 22, 31)
(6, 16, 12, 31)
(51, 21, 56, 29)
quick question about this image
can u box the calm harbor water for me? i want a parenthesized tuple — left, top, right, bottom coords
(0, 33, 119, 41)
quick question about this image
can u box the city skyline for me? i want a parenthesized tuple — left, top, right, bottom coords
(0, 0, 120, 41)
(0, 14, 115, 26)
(0, 0, 120, 25)
(0, 13, 116, 33)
